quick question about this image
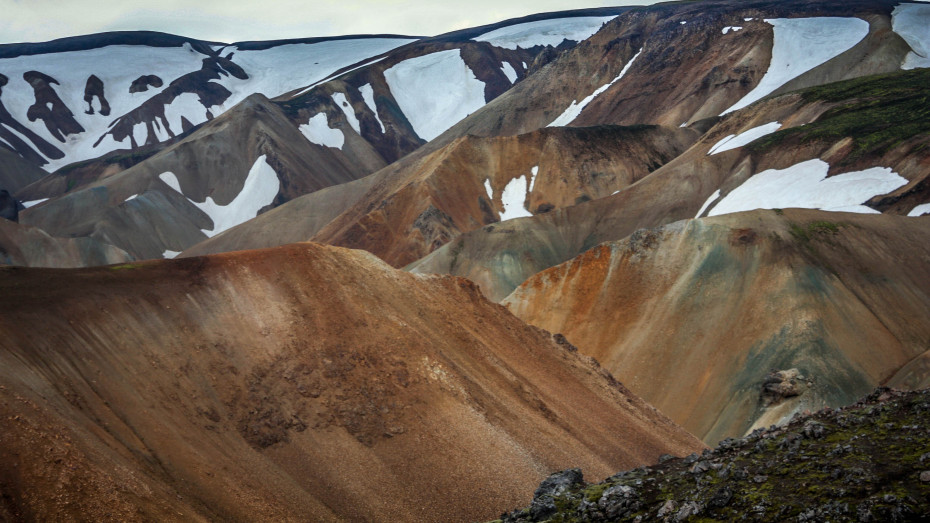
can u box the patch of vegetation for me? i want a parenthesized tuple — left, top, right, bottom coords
(788, 220, 841, 243)
(109, 263, 143, 270)
(498, 387, 930, 522)
(748, 68, 930, 163)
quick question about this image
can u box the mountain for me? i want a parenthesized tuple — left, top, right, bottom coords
(502, 209, 930, 444)
(410, 66, 930, 301)
(500, 386, 930, 522)
(0, 242, 702, 522)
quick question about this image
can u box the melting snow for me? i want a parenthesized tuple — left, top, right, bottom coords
(501, 62, 518, 83)
(722, 26, 743, 34)
(892, 3, 930, 69)
(484, 179, 494, 199)
(707, 121, 782, 155)
(721, 17, 869, 114)
(22, 198, 49, 208)
(332, 92, 360, 134)
(908, 203, 930, 217)
(299, 113, 345, 150)
(193, 155, 280, 237)
(707, 159, 907, 216)
(383, 49, 486, 141)
(695, 189, 721, 218)
(499, 175, 532, 221)
(359, 83, 386, 133)
(529, 166, 539, 192)
(473, 16, 616, 50)
(124, 194, 138, 202)
(163, 250, 180, 259)
(549, 48, 642, 127)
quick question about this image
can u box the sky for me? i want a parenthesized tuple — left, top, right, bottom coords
(0, 0, 660, 45)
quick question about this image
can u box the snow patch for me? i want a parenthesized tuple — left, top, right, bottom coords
(332, 92, 360, 135)
(908, 202, 930, 217)
(163, 250, 181, 259)
(124, 194, 138, 202)
(359, 83, 386, 133)
(721, 17, 869, 114)
(529, 165, 539, 192)
(722, 26, 743, 34)
(680, 21, 687, 25)
(707, 159, 907, 216)
(192, 155, 280, 237)
(707, 121, 782, 155)
(473, 16, 616, 50)
(384, 49, 486, 141)
(299, 113, 345, 150)
(484, 179, 494, 199)
(22, 198, 48, 208)
(158, 171, 183, 193)
(501, 62, 518, 83)
(892, 3, 930, 69)
(499, 175, 532, 221)
(695, 190, 721, 219)
(549, 48, 642, 127)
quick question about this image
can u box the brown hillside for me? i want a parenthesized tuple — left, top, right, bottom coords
(503, 209, 930, 444)
(0, 242, 701, 521)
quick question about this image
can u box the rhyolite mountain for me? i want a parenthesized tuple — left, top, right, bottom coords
(2, 0, 930, 520)
(0, 242, 701, 521)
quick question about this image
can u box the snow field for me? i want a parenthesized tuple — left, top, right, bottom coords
(473, 16, 616, 50)
(695, 189, 721, 218)
(499, 175, 533, 221)
(707, 121, 782, 155)
(908, 203, 930, 217)
(383, 49, 486, 142)
(548, 48, 642, 127)
(156, 155, 280, 238)
(299, 113, 345, 150)
(707, 159, 907, 217)
(721, 17, 869, 115)
(529, 166, 539, 192)
(501, 62, 518, 83)
(891, 3, 930, 69)
(359, 83, 386, 133)
(332, 92, 360, 134)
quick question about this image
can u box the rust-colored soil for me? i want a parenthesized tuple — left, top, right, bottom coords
(0, 242, 701, 521)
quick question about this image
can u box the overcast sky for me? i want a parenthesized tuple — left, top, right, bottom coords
(0, 0, 661, 44)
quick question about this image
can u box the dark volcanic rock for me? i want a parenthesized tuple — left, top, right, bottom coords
(83, 75, 110, 116)
(502, 387, 930, 522)
(129, 74, 164, 93)
(23, 71, 85, 142)
(0, 189, 23, 221)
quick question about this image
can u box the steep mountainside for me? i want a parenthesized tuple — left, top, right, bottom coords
(502, 209, 930, 444)
(0, 242, 702, 522)
(500, 387, 930, 522)
(0, 218, 131, 267)
(0, 33, 417, 171)
(181, 124, 695, 264)
(16, 94, 379, 260)
(410, 67, 930, 301)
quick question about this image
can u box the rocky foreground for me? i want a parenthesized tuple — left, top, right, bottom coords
(498, 387, 930, 522)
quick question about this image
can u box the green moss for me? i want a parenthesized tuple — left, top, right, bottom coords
(748, 68, 930, 163)
(788, 220, 841, 242)
(109, 263, 143, 270)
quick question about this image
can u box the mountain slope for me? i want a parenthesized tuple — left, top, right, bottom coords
(0, 242, 702, 522)
(502, 209, 930, 444)
(409, 67, 930, 301)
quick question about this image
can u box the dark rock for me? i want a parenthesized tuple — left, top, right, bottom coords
(528, 468, 583, 520)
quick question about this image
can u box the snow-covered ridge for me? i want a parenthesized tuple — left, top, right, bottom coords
(722, 17, 869, 115)
(707, 159, 907, 216)
(892, 3, 930, 70)
(0, 37, 414, 172)
(384, 49, 486, 142)
(473, 16, 617, 50)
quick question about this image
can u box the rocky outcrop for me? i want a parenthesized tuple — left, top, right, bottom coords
(501, 387, 930, 522)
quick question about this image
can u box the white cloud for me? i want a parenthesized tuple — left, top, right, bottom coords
(0, 0, 656, 44)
